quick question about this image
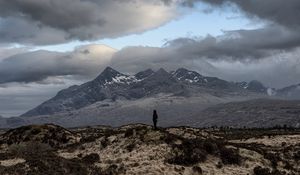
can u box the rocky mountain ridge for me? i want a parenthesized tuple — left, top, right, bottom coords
(22, 67, 269, 117)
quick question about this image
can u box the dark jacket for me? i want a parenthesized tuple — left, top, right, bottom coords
(153, 111, 158, 121)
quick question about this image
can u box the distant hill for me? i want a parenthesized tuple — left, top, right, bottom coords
(188, 99, 300, 128)
(277, 83, 300, 99)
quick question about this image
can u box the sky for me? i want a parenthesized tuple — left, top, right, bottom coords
(0, 0, 300, 117)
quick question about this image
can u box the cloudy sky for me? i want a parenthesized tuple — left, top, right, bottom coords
(0, 0, 300, 117)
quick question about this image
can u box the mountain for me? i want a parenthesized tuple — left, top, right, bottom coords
(277, 83, 300, 99)
(235, 80, 268, 93)
(172, 68, 240, 90)
(172, 68, 269, 93)
(171, 68, 206, 84)
(247, 80, 268, 93)
(22, 67, 267, 117)
(0, 116, 6, 129)
(134, 68, 154, 79)
(22, 67, 142, 117)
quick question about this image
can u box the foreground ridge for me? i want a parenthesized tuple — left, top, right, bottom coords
(0, 124, 300, 174)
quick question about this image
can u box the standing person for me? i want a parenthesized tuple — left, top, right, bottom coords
(153, 110, 158, 130)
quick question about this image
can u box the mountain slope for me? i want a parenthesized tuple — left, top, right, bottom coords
(22, 67, 144, 117)
(188, 99, 300, 128)
(277, 83, 300, 99)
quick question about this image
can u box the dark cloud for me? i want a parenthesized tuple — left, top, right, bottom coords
(110, 45, 217, 74)
(0, 43, 217, 84)
(110, 44, 300, 88)
(164, 26, 300, 60)
(166, 0, 300, 61)
(0, 0, 177, 45)
(196, 0, 300, 28)
(208, 53, 300, 88)
(109, 25, 300, 64)
(0, 45, 116, 84)
(0, 17, 68, 45)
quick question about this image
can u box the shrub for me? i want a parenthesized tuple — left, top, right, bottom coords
(216, 161, 223, 169)
(100, 164, 126, 175)
(192, 166, 203, 174)
(8, 142, 52, 158)
(203, 139, 219, 154)
(253, 166, 271, 175)
(167, 139, 208, 166)
(124, 128, 134, 138)
(126, 143, 135, 152)
(0, 153, 14, 160)
(161, 133, 181, 145)
(294, 151, 300, 160)
(82, 153, 100, 164)
(264, 153, 280, 168)
(253, 166, 285, 175)
(8, 145, 88, 175)
(283, 161, 293, 170)
(219, 147, 242, 165)
(100, 137, 108, 148)
(81, 136, 96, 143)
(30, 128, 41, 135)
(0, 163, 27, 175)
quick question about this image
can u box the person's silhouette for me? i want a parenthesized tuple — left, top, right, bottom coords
(153, 110, 158, 130)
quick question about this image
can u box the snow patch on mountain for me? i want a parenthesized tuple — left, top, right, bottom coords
(104, 75, 140, 85)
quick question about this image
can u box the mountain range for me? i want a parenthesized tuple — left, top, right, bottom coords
(21, 67, 268, 117)
(1, 67, 300, 128)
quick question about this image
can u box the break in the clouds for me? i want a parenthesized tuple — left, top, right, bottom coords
(0, 0, 177, 45)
